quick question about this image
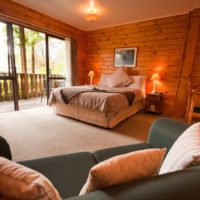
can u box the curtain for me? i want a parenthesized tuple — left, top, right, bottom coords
(65, 37, 78, 87)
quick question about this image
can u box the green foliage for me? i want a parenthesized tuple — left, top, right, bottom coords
(25, 29, 45, 47)
(1, 23, 66, 76)
(13, 26, 45, 47)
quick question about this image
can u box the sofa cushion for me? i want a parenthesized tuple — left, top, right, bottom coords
(80, 148, 166, 195)
(19, 152, 97, 199)
(148, 118, 189, 155)
(68, 168, 200, 200)
(93, 143, 152, 163)
(0, 157, 61, 200)
(159, 122, 200, 175)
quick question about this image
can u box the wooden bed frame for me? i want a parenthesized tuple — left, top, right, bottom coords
(52, 99, 144, 128)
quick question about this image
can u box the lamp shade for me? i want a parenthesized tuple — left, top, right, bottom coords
(85, 13, 99, 22)
(88, 71, 95, 77)
(151, 73, 160, 81)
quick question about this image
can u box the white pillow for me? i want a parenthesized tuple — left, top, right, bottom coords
(106, 67, 132, 88)
(126, 75, 146, 89)
(159, 122, 200, 175)
(98, 74, 110, 86)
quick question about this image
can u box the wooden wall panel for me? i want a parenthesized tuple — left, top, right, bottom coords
(190, 25, 200, 106)
(1, 0, 199, 117)
(0, 0, 88, 84)
(85, 14, 189, 114)
(175, 9, 200, 116)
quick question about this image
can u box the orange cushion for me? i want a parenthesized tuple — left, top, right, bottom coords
(80, 148, 166, 195)
(0, 157, 61, 200)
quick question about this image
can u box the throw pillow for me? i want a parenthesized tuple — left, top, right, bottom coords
(159, 122, 200, 175)
(126, 75, 146, 89)
(106, 67, 132, 87)
(0, 157, 61, 200)
(80, 148, 166, 195)
(98, 74, 110, 86)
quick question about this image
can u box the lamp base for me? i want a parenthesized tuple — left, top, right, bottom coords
(152, 80, 156, 94)
(90, 76, 93, 85)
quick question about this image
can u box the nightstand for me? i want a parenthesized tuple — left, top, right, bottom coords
(145, 93, 164, 114)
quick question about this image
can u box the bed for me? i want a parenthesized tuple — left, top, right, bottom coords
(49, 68, 146, 128)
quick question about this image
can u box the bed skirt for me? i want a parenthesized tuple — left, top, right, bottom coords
(52, 100, 144, 128)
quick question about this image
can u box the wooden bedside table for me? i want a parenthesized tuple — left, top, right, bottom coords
(145, 93, 164, 114)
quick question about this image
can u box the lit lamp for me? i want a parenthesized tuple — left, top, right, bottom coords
(88, 71, 95, 85)
(151, 73, 160, 93)
(85, 0, 99, 22)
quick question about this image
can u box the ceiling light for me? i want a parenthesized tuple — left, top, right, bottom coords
(85, 0, 99, 22)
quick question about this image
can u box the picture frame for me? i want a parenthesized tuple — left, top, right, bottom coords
(114, 47, 137, 67)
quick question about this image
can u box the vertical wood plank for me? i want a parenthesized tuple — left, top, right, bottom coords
(39, 74, 42, 96)
(30, 74, 34, 97)
(0, 81, 3, 101)
(16, 74, 20, 99)
(9, 80, 13, 100)
(35, 74, 38, 97)
(20, 73, 25, 99)
(175, 9, 200, 117)
(3, 80, 9, 100)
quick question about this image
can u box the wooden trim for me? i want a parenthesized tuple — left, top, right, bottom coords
(175, 8, 200, 117)
(174, 14, 190, 99)
(8, 23, 19, 110)
(45, 35, 50, 103)
(0, 13, 68, 39)
(0, 0, 83, 39)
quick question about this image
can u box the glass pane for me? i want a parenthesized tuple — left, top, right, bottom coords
(0, 79, 14, 112)
(49, 36, 66, 90)
(13, 26, 47, 109)
(49, 37, 66, 80)
(0, 22, 9, 76)
(13, 25, 21, 73)
(0, 22, 15, 112)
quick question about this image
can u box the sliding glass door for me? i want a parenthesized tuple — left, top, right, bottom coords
(13, 25, 47, 108)
(47, 36, 66, 98)
(0, 19, 68, 112)
(0, 21, 18, 112)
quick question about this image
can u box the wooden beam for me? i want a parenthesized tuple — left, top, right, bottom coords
(175, 8, 200, 117)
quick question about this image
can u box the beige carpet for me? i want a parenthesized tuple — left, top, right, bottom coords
(0, 106, 166, 161)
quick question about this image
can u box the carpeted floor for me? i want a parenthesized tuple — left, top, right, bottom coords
(0, 106, 167, 161)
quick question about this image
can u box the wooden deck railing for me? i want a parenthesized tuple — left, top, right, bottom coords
(0, 73, 64, 102)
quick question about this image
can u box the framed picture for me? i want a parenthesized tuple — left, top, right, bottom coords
(114, 47, 137, 67)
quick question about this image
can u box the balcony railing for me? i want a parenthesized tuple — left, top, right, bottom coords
(0, 73, 65, 102)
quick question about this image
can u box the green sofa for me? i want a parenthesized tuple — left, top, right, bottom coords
(1, 118, 200, 200)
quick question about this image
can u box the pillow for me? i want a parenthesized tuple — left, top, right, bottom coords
(106, 67, 132, 88)
(98, 74, 110, 86)
(126, 75, 146, 89)
(159, 122, 200, 175)
(0, 157, 61, 200)
(80, 148, 166, 195)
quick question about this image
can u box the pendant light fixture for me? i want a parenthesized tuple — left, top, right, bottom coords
(85, 0, 99, 22)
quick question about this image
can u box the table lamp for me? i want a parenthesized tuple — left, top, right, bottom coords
(151, 73, 160, 93)
(88, 71, 95, 85)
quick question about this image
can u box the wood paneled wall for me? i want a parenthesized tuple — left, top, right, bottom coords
(191, 32, 200, 87)
(1, 0, 200, 117)
(0, 0, 88, 84)
(190, 18, 200, 106)
(85, 14, 189, 114)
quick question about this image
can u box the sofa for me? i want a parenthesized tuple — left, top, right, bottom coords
(1, 118, 200, 200)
